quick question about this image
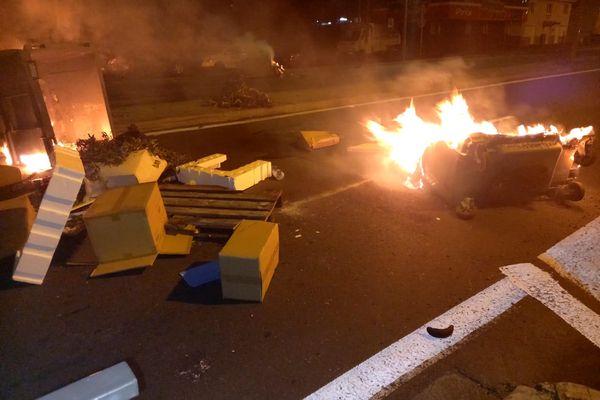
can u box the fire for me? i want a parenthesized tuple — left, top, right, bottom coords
(19, 153, 52, 175)
(1, 143, 13, 165)
(367, 92, 593, 188)
(1, 142, 51, 175)
(0, 140, 77, 176)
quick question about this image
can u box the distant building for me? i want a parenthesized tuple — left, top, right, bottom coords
(519, 0, 576, 44)
(423, 0, 528, 56)
(567, 0, 600, 44)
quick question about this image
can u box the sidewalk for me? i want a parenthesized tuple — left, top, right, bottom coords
(107, 50, 600, 134)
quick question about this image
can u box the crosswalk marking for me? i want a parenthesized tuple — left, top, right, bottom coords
(539, 216, 600, 303)
(304, 278, 526, 400)
(501, 263, 600, 348)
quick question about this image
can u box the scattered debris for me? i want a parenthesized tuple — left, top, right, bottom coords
(83, 182, 191, 277)
(13, 147, 85, 285)
(176, 154, 272, 190)
(178, 359, 211, 382)
(301, 131, 340, 150)
(219, 220, 279, 302)
(210, 76, 271, 109)
(38, 361, 139, 400)
(271, 166, 285, 181)
(426, 324, 454, 338)
(180, 260, 220, 287)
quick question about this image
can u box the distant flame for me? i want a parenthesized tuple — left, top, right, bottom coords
(367, 92, 594, 188)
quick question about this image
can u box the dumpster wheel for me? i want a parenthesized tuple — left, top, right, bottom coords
(456, 197, 476, 219)
(553, 181, 585, 202)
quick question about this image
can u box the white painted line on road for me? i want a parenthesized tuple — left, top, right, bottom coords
(145, 126, 200, 136)
(144, 67, 600, 134)
(304, 278, 526, 400)
(501, 263, 600, 348)
(282, 179, 371, 215)
(539, 216, 600, 303)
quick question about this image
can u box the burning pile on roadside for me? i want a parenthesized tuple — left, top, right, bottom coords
(210, 75, 271, 109)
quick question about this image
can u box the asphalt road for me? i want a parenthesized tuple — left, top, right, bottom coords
(2, 70, 600, 399)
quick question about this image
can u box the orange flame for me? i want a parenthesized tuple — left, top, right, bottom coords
(1, 143, 13, 165)
(19, 152, 52, 175)
(367, 92, 594, 188)
(0, 140, 77, 175)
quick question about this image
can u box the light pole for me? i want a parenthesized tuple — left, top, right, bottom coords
(402, 0, 409, 59)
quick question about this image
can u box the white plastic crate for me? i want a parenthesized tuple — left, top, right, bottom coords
(13, 147, 85, 285)
(176, 154, 271, 190)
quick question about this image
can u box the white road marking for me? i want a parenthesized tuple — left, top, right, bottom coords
(282, 179, 371, 215)
(501, 263, 600, 348)
(146, 67, 600, 136)
(146, 126, 200, 136)
(304, 278, 526, 400)
(539, 216, 600, 303)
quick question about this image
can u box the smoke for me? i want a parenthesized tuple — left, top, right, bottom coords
(0, 0, 279, 72)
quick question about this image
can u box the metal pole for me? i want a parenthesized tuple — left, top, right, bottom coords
(402, 0, 409, 59)
(419, 5, 425, 57)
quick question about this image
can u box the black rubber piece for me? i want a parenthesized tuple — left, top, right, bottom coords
(426, 324, 454, 338)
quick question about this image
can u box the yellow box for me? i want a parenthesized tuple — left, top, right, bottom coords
(100, 149, 167, 188)
(0, 166, 35, 259)
(83, 182, 167, 264)
(219, 220, 279, 302)
(301, 131, 340, 150)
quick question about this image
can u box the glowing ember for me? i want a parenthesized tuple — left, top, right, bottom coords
(367, 92, 594, 188)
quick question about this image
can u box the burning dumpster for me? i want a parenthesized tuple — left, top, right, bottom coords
(367, 93, 595, 218)
(0, 43, 112, 176)
(421, 131, 594, 218)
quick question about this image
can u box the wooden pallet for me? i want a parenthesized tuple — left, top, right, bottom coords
(159, 184, 283, 240)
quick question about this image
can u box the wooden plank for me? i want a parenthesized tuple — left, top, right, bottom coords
(159, 183, 241, 193)
(160, 189, 282, 203)
(165, 206, 268, 220)
(162, 197, 274, 211)
(169, 216, 242, 230)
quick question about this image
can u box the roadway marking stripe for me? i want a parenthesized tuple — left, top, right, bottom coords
(539, 216, 600, 303)
(146, 126, 201, 136)
(304, 278, 526, 400)
(282, 179, 371, 215)
(501, 263, 600, 348)
(146, 67, 600, 135)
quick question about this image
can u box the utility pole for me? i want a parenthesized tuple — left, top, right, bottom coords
(419, 4, 425, 57)
(402, 0, 409, 59)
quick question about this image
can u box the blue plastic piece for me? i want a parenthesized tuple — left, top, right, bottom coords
(180, 260, 220, 287)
